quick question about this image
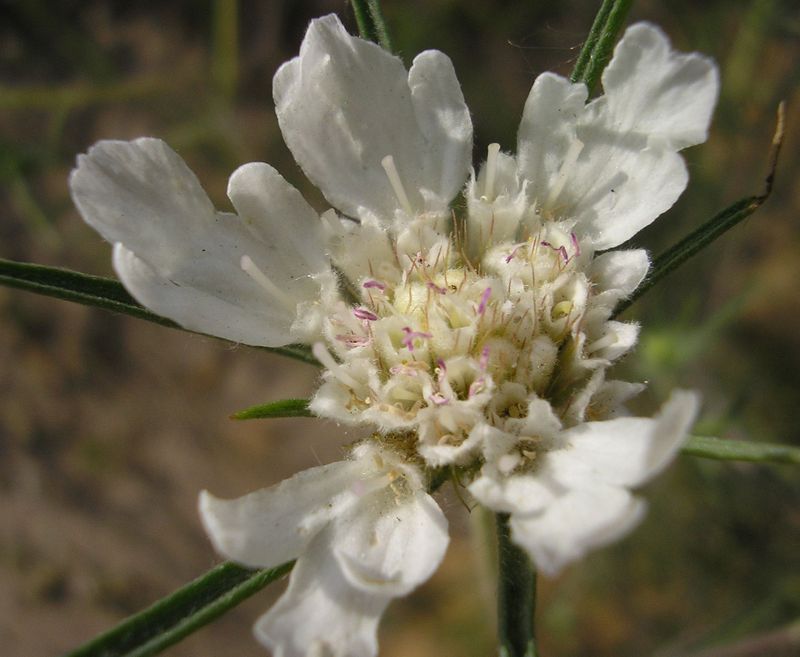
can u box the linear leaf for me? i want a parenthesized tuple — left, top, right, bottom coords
(683, 436, 800, 465)
(231, 398, 313, 420)
(570, 0, 633, 94)
(63, 561, 293, 657)
(615, 103, 785, 317)
(0, 258, 317, 365)
(350, 0, 393, 51)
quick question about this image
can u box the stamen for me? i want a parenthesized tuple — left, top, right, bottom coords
(312, 342, 363, 390)
(240, 255, 296, 312)
(479, 345, 490, 370)
(335, 334, 370, 347)
(353, 307, 379, 321)
(401, 327, 432, 352)
(541, 240, 570, 263)
(545, 138, 584, 208)
(570, 232, 581, 259)
(381, 155, 414, 215)
(505, 244, 522, 263)
(477, 286, 492, 315)
(484, 143, 501, 200)
(468, 376, 486, 398)
(427, 281, 448, 295)
(363, 280, 386, 291)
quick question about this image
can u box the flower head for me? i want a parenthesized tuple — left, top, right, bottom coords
(69, 14, 718, 656)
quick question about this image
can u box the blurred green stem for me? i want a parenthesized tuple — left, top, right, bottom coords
(570, 0, 633, 93)
(683, 436, 800, 465)
(496, 513, 538, 657)
(0, 78, 174, 111)
(212, 0, 239, 102)
(350, 0, 393, 51)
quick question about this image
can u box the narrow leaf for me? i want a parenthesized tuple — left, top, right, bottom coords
(570, 0, 634, 94)
(0, 258, 318, 365)
(350, 0, 393, 52)
(615, 103, 785, 317)
(231, 398, 313, 420)
(64, 560, 293, 657)
(683, 436, 800, 465)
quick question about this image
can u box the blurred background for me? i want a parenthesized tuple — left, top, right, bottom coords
(0, 1, 798, 655)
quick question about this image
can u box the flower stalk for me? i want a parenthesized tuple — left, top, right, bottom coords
(497, 513, 538, 657)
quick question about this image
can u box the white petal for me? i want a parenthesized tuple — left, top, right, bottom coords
(469, 470, 556, 516)
(198, 459, 365, 569)
(567, 134, 688, 250)
(588, 320, 640, 362)
(517, 72, 588, 204)
(332, 488, 449, 596)
(273, 14, 471, 223)
(589, 249, 650, 301)
(70, 138, 215, 261)
(548, 390, 700, 489)
(72, 139, 329, 346)
(256, 530, 390, 657)
(227, 161, 329, 281)
(407, 50, 473, 207)
(113, 244, 300, 346)
(601, 23, 719, 150)
(511, 484, 646, 576)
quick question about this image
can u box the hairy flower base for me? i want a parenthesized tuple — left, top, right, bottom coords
(314, 213, 634, 467)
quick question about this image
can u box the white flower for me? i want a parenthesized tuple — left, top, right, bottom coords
(200, 443, 447, 657)
(69, 13, 719, 656)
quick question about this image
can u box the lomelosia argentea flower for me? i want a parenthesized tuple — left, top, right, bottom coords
(69, 15, 718, 657)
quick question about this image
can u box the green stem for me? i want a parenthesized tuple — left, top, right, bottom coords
(0, 258, 317, 365)
(350, 0, 393, 52)
(496, 513, 538, 657)
(614, 196, 761, 316)
(682, 436, 800, 465)
(63, 561, 293, 657)
(570, 0, 634, 93)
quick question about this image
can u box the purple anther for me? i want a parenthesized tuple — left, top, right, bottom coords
(468, 377, 486, 398)
(389, 364, 420, 377)
(427, 281, 448, 294)
(353, 307, 379, 321)
(505, 245, 522, 263)
(541, 240, 569, 263)
(436, 358, 447, 372)
(363, 279, 386, 291)
(477, 287, 492, 315)
(401, 326, 432, 351)
(479, 345, 490, 370)
(335, 333, 370, 347)
(429, 392, 450, 406)
(570, 232, 581, 258)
